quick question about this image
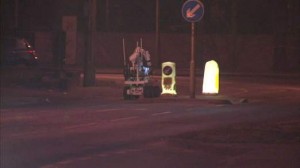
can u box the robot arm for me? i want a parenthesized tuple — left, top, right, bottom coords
(129, 47, 141, 66)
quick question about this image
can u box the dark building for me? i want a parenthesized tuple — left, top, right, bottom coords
(1, 0, 299, 72)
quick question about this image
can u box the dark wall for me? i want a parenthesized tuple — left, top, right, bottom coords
(35, 32, 300, 73)
(2, 0, 299, 34)
(2, 0, 299, 73)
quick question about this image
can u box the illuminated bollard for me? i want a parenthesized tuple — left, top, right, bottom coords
(161, 62, 177, 95)
(202, 60, 219, 94)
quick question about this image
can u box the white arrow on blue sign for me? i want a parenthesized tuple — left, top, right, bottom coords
(182, 0, 204, 22)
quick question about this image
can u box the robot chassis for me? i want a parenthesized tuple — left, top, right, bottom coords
(122, 38, 161, 100)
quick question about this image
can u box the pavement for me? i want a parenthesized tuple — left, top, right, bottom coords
(1, 65, 300, 108)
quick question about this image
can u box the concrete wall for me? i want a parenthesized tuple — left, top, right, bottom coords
(35, 32, 300, 73)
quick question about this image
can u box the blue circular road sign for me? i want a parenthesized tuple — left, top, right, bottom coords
(182, 0, 204, 22)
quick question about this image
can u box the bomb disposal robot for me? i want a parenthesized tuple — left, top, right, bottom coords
(123, 39, 161, 100)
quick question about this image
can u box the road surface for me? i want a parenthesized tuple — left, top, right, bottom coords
(1, 73, 300, 168)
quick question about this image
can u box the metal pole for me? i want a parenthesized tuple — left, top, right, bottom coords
(122, 38, 126, 66)
(15, 0, 18, 29)
(83, 0, 96, 87)
(190, 22, 196, 98)
(155, 0, 161, 67)
(105, 0, 109, 30)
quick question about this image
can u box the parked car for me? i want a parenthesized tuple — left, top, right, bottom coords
(1, 37, 38, 66)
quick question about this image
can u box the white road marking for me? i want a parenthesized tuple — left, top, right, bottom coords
(41, 148, 145, 168)
(64, 122, 98, 130)
(56, 160, 72, 165)
(132, 108, 147, 111)
(151, 111, 172, 116)
(97, 108, 122, 112)
(78, 157, 90, 161)
(110, 116, 138, 122)
(284, 86, 300, 91)
(2, 115, 35, 122)
(96, 153, 108, 157)
(9, 130, 43, 138)
(114, 151, 126, 154)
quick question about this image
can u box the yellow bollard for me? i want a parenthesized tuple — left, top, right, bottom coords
(202, 60, 219, 94)
(161, 62, 177, 95)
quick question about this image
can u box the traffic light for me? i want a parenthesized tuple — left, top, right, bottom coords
(161, 62, 177, 95)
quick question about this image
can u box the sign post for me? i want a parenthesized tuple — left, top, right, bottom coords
(182, 0, 204, 98)
(190, 22, 196, 98)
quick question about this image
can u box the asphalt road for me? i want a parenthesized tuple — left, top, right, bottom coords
(1, 72, 300, 168)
